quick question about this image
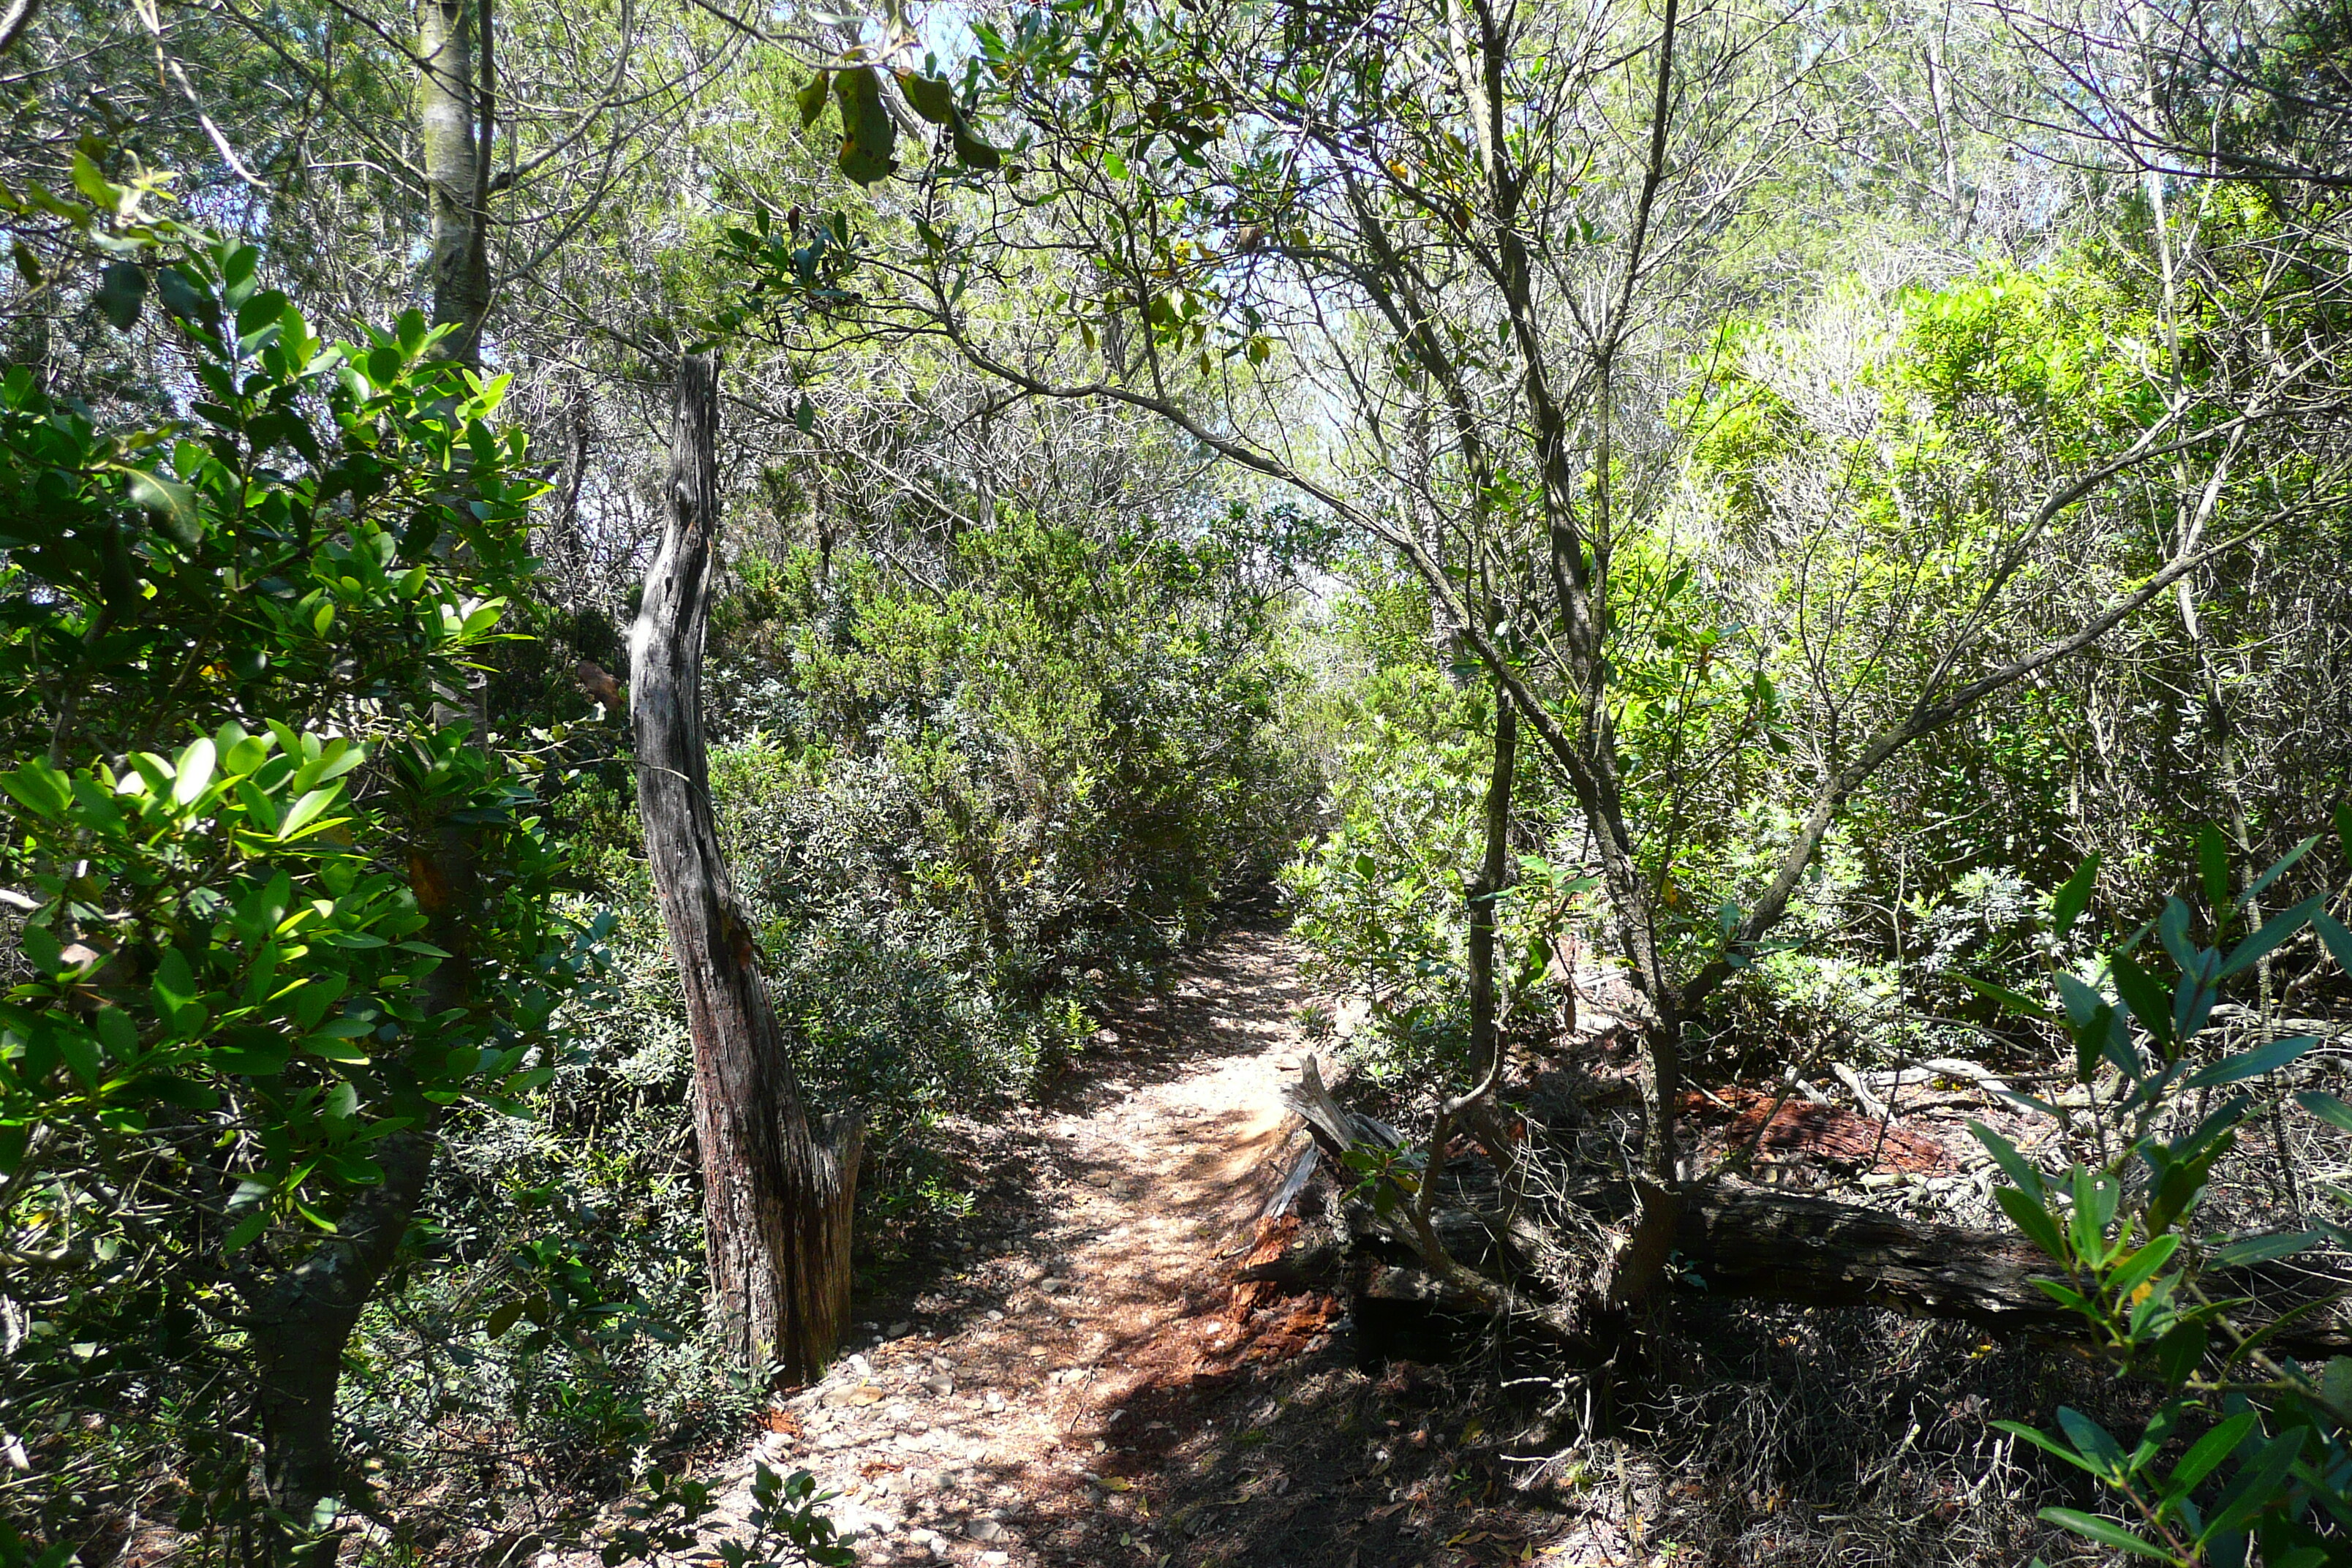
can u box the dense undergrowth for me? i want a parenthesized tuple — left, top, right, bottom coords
(4, 0, 2351, 1556)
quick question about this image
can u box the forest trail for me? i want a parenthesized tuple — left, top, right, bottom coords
(713, 927, 1332, 1567)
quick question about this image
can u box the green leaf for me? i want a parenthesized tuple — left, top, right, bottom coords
(20, 922, 61, 973)
(2183, 1035, 2318, 1090)
(70, 149, 118, 209)
(2108, 952, 2174, 1047)
(1990, 1420, 2100, 1474)
(127, 470, 204, 548)
(2052, 853, 2100, 938)
(2035, 1508, 2168, 1558)
(2240, 834, 2319, 911)
(290, 739, 366, 793)
(2313, 912, 2352, 977)
(2051, 971, 2108, 1029)
(48, 1019, 102, 1090)
(2207, 1229, 2323, 1267)
(2069, 1166, 2120, 1261)
(1959, 973, 2054, 1022)
(2219, 895, 2324, 979)
(2159, 897, 2198, 971)
(0, 760, 70, 820)
(951, 115, 1003, 171)
(796, 69, 830, 129)
(173, 736, 217, 804)
(833, 67, 898, 186)
(2106, 1232, 2180, 1302)
(2200, 1428, 2305, 1540)
(2056, 1406, 2127, 1475)
(2198, 825, 2232, 916)
(898, 71, 957, 124)
(97, 261, 147, 329)
(2170, 1411, 2258, 1492)
(2294, 1091, 2352, 1132)
(1970, 1122, 2046, 1199)
(222, 1208, 270, 1254)
(395, 308, 430, 355)
(1996, 1183, 2067, 1261)
(277, 785, 342, 840)
(301, 1032, 372, 1064)
(2155, 1322, 2209, 1385)
(148, 255, 209, 321)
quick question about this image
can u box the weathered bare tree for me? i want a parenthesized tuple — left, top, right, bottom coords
(632, 350, 863, 1381)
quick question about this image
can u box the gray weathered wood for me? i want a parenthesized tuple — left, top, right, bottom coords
(1270, 1066, 2351, 1357)
(1333, 1183, 2352, 1359)
(632, 350, 862, 1383)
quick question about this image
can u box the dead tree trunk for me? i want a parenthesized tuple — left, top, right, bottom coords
(632, 350, 863, 1382)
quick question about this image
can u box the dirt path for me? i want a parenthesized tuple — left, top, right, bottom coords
(714, 927, 1325, 1567)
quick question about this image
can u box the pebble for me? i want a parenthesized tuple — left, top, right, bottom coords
(982, 1555, 1011, 1566)
(966, 1518, 1004, 1541)
(922, 1375, 954, 1396)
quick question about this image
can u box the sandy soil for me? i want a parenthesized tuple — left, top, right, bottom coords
(688, 927, 1330, 1566)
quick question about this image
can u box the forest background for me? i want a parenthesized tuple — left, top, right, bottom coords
(1, 0, 2349, 1560)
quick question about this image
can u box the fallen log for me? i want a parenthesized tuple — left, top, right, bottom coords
(1270, 1059, 2352, 1360)
(1669, 1186, 2352, 1357)
(1297, 1185, 2352, 1360)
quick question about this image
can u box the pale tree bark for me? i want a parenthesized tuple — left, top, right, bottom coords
(632, 350, 864, 1382)
(420, 0, 492, 363)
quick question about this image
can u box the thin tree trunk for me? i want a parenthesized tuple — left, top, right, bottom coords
(235, 15, 501, 1541)
(1466, 682, 1516, 1084)
(420, 0, 490, 363)
(632, 350, 863, 1382)
(241, 796, 482, 1558)
(245, 1132, 436, 1562)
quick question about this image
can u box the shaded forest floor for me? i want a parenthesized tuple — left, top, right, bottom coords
(665, 926, 2104, 1568)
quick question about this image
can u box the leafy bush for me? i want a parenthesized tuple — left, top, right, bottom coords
(0, 189, 601, 1555)
(1970, 827, 2352, 1565)
(696, 509, 1316, 1212)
